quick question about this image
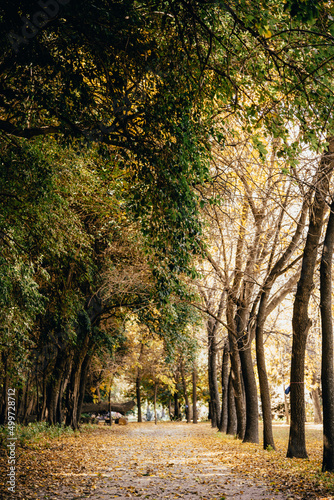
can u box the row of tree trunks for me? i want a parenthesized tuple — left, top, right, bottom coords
(288, 141, 334, 458)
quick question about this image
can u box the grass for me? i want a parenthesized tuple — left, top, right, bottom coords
(0, 421, 95, 449)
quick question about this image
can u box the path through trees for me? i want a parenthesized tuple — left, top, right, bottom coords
(7, 423, 288, 500)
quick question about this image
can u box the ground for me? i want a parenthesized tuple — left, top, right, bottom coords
(0, 421, 333, 499)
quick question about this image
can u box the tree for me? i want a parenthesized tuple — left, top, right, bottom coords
(287, 138, 334, 458)
(320, 193, 334, 471)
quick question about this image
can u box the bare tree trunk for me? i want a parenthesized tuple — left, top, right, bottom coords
(66, 340, 89, 429)
(136, 373, 142, 422)
(180, 358, 191, 423)
(192, 365, 198, 424)
(41, 368, 48, 421)
(288, 142, 334, 458)
(35, 366, 39, 423)
(256, 286, 275, 449)
(136, 343, 144, 423)
(208, 317, 221, 428)
(174, 391, 180, 420)
(236, 306, 259, 444)
(226, 370, 237, 435)
(320, 196, 334, 471)
(228, 329, 245, 439)
(219, 341, 229, 433)
(310, 387, 322, 424)
(284, 392, 290, 425)
(76, 353, 91, 425)
(309, 372, 322, 424)
(47, 348, 67, 425)
(154, 382, 158, 425)
(168, 399, 172, 420)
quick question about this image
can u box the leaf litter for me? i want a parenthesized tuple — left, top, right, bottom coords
(0, 422, 332, 499)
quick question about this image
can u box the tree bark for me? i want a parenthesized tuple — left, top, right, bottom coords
(168, 399, 172, 420)
(207, 316, 221, 428)
(288, 141, 334, 458)
(76, 353, 91, 425)
(174, 390, 180, 420)
(320, 196, 334, 471)
(192, 365, 198, 424)
(180, 358, 191, 423)
(227, 298, 246, 440)
(47, 349, 67, 425)
(154, 382, 158, 425)
(226, 370, 237, 435)
(136, 373, 142, 422)
(310, 387, 322, 424)
(255, 286, 275, 449)
(219, 341, 229, 433)
(284, 391, 290, 425)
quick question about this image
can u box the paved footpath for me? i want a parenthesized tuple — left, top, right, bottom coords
(4, 422, 288, 499)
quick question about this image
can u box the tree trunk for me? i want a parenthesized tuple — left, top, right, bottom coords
(17, 385, 25, 423)
(229, 334, 245, 439)
(226, 370, 237, 435)
(239, 338, 259, 444)
(320, 196, 334, 471)
(35, 366, 39, 423)
(310, 387, 322, 424)
(76, 353, 91, 425)
(41, 369, 48, 421)
(284, 391, 290, 425)
(192, 365, 198, 424)
(226, 293, 246, 439)
(288, 142, 334, 458)
(65, 366, 82, 429)
(47, 349, 67, 426)
(174, 391, 180, 420)
(66, 348, 88, 428)
(136, 373, 142, 422)
(180, 359, 191, 423)
(219, 341, 229, 433)
(136, 343, 144, 422)
(255, 286, 275, 450)
(208, 318, 221, 428)
(154, 382, 158, 425)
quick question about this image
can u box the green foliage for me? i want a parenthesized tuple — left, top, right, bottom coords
(284, 0, 321, 21)
(0, 422, 75, 448)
